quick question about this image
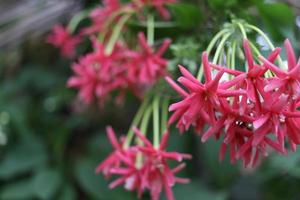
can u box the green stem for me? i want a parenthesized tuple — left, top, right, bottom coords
(161, 97, 169, 134)
(212, 33, 231, 64)
(67, 9, 92, 33)
(245, 24, 284, 68)
(237, 22, 247, 39)
(124, 97, 150, 148)
(231, 40, 237, 71)
(105, 13, 131, 55)
(197, 29, 229, 80)
(147, 14, 155, 46)
(153, 96, 160, 149)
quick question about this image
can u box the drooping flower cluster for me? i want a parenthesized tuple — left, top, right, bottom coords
(47, 0, 174, 106)
(167, 39, 300, 167)
(46, 25, 81, 58)
(96, 126, 191, 200)
(67, 33, 170, 105)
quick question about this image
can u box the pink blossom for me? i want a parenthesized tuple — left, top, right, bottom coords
(47, 25, 81, 58)
(67, 39, 131, 105)
(127, 32, 171, 85)
(134, 0, 176, 19)
(166, 52, 245, 133)
(83, 0, 121, 35)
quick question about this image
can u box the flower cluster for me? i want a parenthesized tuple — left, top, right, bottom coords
(67, 34, 170, 105)
(167, 39, 300, 167)
(47, 0, 174, 106)
(46, 25, 81, 58)
(96, 126, 191, 200)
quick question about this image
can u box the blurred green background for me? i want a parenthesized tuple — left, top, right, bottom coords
(0, 0, 300, 199)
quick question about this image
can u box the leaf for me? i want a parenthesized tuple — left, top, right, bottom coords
(0, 179, 34, 200)
(0, 136, 47, 180)
(32, 168, 62, 200)
(208, 0, 237, 9)
(257, 2, 295, 41)
(74, 158, 134, 200)
(57, 184, 76, 200)
(162, 180, 227, 200)
(168, 3, 202, 29)
(201, 138, 239, 188)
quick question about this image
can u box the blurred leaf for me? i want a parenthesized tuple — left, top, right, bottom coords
(168, 3, 202, 29)
(208, 0, 237, 9)
(0, 179, 34, 200)
(163, 180, 227, 200)
(0, 136, 47, 180)
(32, 168, 62, 200)
(201, 139, 238, 188)
(257, 2, 295, 41)
(57, 184, 77, 200)
(74, 158, 134, 200)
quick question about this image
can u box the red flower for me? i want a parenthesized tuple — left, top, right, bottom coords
(95, 126, 127, 178)
(166, 52, 245, 133)
(67, 39, 131, 105)
(47, 25, 81, 58)
(128, 32, 171, 85)
(260, 39, 300, 99)
(83, 0, 121, 35)
(134, 0, 176, 19)
(133, 127, 191, 200)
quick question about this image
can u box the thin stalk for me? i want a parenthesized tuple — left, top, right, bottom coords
(135, 106, 152, 168)
(212, 33, 231, 64)
(161, 97, 169, 134)
(105, 13, 131, 55)
(124, 98, 150, 148)
(147, 14, 155, 46)
(197, 28, 230, 80)
(153, 96, 160, 149)
(67, 9, 92, 33)
(237, 22, 247, 39)
(231, 40, 237, 71)
(245, 24, 284, 68)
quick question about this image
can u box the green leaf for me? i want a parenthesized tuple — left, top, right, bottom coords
(0, 137, 47, 180)
(0, 179, 34, 200)
(257, 2, 295, 41)
(57, 184, 76, 200)
(32, 168, 62, 200)
(162, 180, 227, 200)
(74, 158, 134, 200)
(168, 3, 202, 29)
(208, 0, 237, 9)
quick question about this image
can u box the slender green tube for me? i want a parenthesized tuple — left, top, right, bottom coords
(153, 96, 160, 149)
(147, 14, 155, 46)
(161, 97, 169, 134)
(197, 29, 230, 80)
(124, 97, 150, 148)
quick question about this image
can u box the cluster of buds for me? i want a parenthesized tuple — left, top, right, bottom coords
(96, 97, 191, 200)
(47, 0, 174, 105)
(167, 21, 300, 167)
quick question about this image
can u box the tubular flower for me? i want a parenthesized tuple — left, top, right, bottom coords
(167, 39, 300, 167)
(96, 127, 191, 200)
(67, 39, 132, 105)
(46, 25, 81, 58)
(127, 32, 171, 85)
(83, 0, 122, 35)
(133, 0, 176, 19)
(166, 52, 245, 133)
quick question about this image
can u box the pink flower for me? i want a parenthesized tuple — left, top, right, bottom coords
(134, 0, 176, 19)
(83, 0, 121, 35)
(260, 39, 300, 99)
(127, 32, 171, 85)
(166, 52, 245, 133)
(95, 126, 127, 178)
(133, 127, 191, 200)
(47, 25, 81, 58)
(67, 39, 131, 105)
